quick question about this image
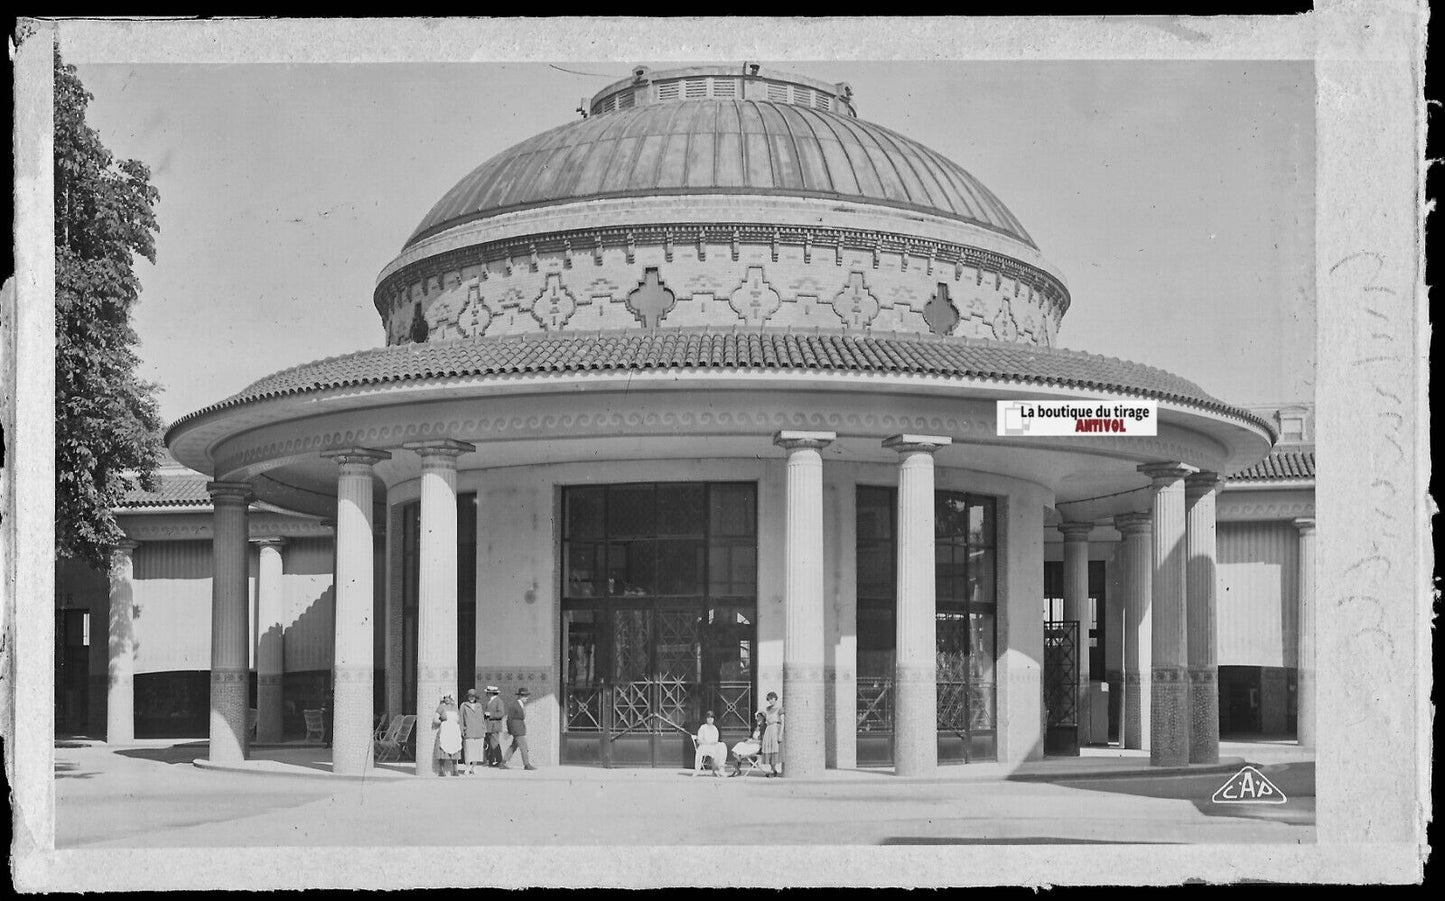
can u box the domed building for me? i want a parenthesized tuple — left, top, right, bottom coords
(83, 65, 1290, 777)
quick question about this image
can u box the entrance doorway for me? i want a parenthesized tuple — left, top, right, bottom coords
(559, 482, 757, 767)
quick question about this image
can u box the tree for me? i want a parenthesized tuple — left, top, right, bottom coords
(53, 46, 165, 571)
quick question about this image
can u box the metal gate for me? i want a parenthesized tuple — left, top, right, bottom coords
(1043, 619, 1080, 756)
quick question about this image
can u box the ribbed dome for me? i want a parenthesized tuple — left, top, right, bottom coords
(406, 99, 1035, 250)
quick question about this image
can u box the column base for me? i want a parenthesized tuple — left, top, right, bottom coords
(106, 678, 134, 744)
(1123, 671, 1150, 751)
(781, 663, 826, 778)
(1150, 667, 1189, 767)
(1297, 668, 1315, 748)
(332, 665, 375, 776)
(1188, 666, 1219, 764)
(893, 664, 937, 777)
(209, 670, 249, 764)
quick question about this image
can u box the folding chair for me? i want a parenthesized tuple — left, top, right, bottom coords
(376, 715, 416, 762)
(373, 713, 391, 741)
(689, 733, 727, 777)
(247, 708, 259, 741)
(728, 734, 766, 777)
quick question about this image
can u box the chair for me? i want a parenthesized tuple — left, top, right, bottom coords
(373, 713, 391, 741)
(375, 715, 415, 762)
(247, 708, 258, 741)
(728, 734, 766, 778)
(303, 708, 325, 744)
(689, 733, 727, 777)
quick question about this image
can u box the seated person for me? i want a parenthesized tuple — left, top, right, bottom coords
(695, 710, 729, 775)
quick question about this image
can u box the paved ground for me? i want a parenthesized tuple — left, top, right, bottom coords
(54, 738, 1314, 848)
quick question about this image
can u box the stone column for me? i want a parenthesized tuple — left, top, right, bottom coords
(105, 539, 140, 743)
(885, 434, 950, 777)
(1059, 522, 1093, 746)
(772, 430, 835, 778)
(1114, 512, 1152, 750)
(323, 448, 390, 775)
(253, 538, 287, 744)
(1139, 462, 1197, 767)
(1294, 517, 1316, 748)
(1185, 473, 1224, 764)
(384, 500, 405, 718)
(405, 438, 474, 775)
(207, 481, 253, 765)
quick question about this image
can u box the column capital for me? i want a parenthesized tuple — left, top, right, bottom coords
(250, 536, 288, 549)
(1185, 470, 1227, 498)
(773, 430, 835, 451)
(111, 538, 141, 555)
(1058, 521, 1094, 541)
(206, 481, 254, 505)
(321, 446, 392, 467)
(1292, 517, 1316, 534)
(1137, 461, 1199, 485)
(882, 434, 951, 454)
(402, 438, 476, 459)
(1113, 511, 1153, 534)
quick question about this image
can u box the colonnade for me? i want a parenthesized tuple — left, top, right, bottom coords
(94, 448, 1312, 774)
(1059, 467, 1232, 766)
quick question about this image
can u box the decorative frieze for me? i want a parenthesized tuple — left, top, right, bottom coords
(376, 222, 1070, 347)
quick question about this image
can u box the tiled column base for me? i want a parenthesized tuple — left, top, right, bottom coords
(1123, 671, 1149, 750)
(782, 664, 825, 778)
(332, 664, 375, 775)
(209, 669, 250, 765)
(1150, 666, 1189, 767)
(1188, 666, 1219, 764)
(894, 663, 938, 776)
(257, 674, 284, 744)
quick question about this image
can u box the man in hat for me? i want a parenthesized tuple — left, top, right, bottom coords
(483, 685, 505, 767)
(500, 687, 537, 770)
(460, 688, 488, 775)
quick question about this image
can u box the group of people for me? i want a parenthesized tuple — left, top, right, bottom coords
(695, 691, 785, 777)
(427, 687, 785, 777)
(431, 685, 536, 776)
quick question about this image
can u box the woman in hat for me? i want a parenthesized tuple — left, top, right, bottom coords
(758, 691, 784, 777)
(459, 689, 488, 775)
(433, 694, 463, 777)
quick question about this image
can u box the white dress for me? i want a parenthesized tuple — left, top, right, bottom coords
(437, 709, 463, 758)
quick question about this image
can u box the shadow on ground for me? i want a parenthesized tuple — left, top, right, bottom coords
(1053, 762, 1315, 827)
(55, 760, 98, 780)
(114, 741, 210, 765)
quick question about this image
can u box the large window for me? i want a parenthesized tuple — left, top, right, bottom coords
(856, 487, 999, 763)
(560, 483, 758, 766)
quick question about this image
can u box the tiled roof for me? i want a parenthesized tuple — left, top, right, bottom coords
(1230, 449, 1315, 482)
(119, 472, 212, 508)
(169, 330, 1274, 440)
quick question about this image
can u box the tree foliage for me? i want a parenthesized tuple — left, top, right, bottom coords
(54, 46, 165, 571)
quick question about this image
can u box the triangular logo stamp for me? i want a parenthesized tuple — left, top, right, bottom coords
(1211, 765, 1288, 804)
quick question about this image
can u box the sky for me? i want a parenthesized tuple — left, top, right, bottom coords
(71, 59, 1316, 426)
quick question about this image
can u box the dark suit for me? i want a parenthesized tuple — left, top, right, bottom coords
(502, 696, 533, 768)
